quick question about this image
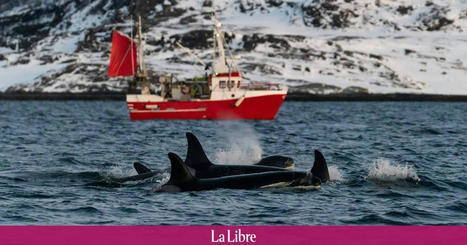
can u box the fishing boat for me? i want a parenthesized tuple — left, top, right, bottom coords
(108, 16, 287, 120)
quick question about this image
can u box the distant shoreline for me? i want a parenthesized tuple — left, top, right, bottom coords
(1, 92, 467, 102)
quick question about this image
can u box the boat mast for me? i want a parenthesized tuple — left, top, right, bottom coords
(212, 15, 229, 75)
(130, 16, 135, 75)
(134, 15, 150, 94)
(137, 15, 147, 78)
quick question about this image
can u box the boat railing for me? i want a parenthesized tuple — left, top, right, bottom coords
(240, 82, 282, 91)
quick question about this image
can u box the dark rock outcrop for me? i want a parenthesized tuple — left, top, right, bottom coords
(171, 30, 212, 49)
(302, 0, 358, 28)
(242, 34, 290, 51)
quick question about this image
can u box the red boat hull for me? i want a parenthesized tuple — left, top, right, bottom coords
(127, 94, 286, 120)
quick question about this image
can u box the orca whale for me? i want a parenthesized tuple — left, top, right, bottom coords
(156, 150, 328, 192)
(86, 162, 163, 187)
(185, 132, 301, 178)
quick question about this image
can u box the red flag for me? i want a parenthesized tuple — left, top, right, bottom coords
(108, 30, 137, 77)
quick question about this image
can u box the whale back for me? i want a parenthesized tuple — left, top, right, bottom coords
(185, 132, 214, 170)
(133, 162, 151, 174)
(255, 155, 294, 169)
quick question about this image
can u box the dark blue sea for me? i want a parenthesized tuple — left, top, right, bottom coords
(0, 101, 466, 225)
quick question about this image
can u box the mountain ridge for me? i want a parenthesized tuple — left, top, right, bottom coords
(1, 0, 466, 94)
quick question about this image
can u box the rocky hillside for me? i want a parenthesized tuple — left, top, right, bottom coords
(0, 0, 466, 94)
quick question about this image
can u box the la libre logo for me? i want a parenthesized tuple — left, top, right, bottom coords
(211, 229, 256, 243)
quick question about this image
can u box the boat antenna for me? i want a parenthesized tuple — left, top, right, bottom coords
(223, 33, 238, 72)
(176, 41, 208, 69)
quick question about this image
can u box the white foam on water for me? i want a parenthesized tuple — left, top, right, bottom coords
(158, 173, 170, 185)
(104, 165, 137, 178)
(367, 158, 420, 182)
(213, 123, 263, 165)
(328, 165, 344, 182)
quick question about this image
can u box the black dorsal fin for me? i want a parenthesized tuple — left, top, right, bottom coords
(311, 150, 330, 183)
(167, 152, 195, 185)
(133, 162, 151, 174)
(185, 132, 213, 170)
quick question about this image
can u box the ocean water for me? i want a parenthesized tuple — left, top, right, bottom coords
(0, 101, 466, 225)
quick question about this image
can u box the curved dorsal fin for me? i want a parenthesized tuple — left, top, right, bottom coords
(167, 152, 195, 185)
(311, 150, 330, 183)
(185, 132, 213, 170)
(133, 162, 151, 174)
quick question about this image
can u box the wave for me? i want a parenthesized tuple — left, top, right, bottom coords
(367, 158, 420, 183)
(10, 170, 102, 182)
(328, 165, 344, 182)
(8, 167, 164, 187)
(68, 206, 103, 214)
(102, 165, 138, 178)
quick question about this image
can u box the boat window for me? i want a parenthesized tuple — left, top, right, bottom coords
(231, 81, 236, 88)
(237, 81, 241, 88)
(219, 80, 226, 88)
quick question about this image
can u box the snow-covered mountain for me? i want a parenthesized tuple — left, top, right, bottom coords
(1, 0, 466, 94)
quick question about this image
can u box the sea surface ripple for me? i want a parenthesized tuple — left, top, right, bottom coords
(0, 101, 466, 225)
